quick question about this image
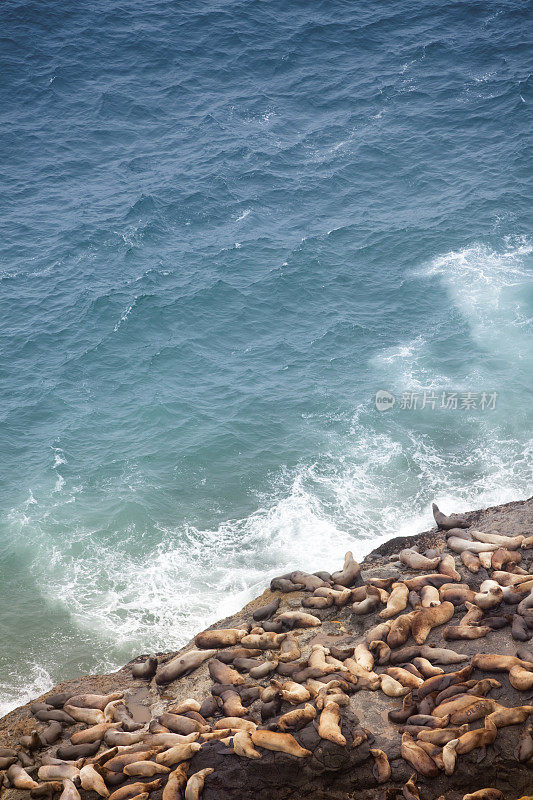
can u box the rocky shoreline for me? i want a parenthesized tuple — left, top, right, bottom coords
(1, 497, 533, 800)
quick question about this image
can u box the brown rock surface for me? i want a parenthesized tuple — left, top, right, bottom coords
(1, 497, 533, 800)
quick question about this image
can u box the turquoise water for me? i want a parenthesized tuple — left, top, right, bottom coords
(1, 0, 532, 714)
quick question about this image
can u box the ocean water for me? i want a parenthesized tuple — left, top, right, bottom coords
(0, 0, 532, 715)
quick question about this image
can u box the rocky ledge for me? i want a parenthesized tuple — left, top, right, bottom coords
(1, 498, 533, 800)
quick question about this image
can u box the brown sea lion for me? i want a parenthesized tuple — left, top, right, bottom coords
(70, 721, 121, 745)
(443, 625, 491, 640)
(388, 690, 417, 723)
(509, 664, 533, 690)
(131, 656, 157, 679)
(419, 665, 473, 700)
(404, 574, 450, 591)
(302, 595, 332, 609)
(352, 586, 381, 615)
(455, 716, 497, 754)
(369, 748, 391, 783)
(156, 649, 216, 684)
(486, 704, 533, 728)
(109, 784, 163, 800)
(491, 547, 522, 569)
(270, 577, 304, 592)
(290, 570, 328, 590)
(389, 645, 421, 664)
(184, 769, 214, 800)
(249, 657, 278, 679)
(162, 764, 188, 800)
(368, 639, 391, 664)
(402, 774, 421, 800)
(277, 703, 316, 731)
(461, 550, 481, 573)
(253, 597, 281, 621)
(450, 698, 501, 725)
(432, 503, 469, 529)
(56, 742, 100, 760)
(104, 730, 144, 746)
(7, 765, 39, 790)
(331, 551, 361, 587)
(472, 653, 533, 672)
(420, 585, 441, 607)
(412, 657, 443, 677)
(159, 713, 208, 735)
(37, 766, 80, 782)
(240, 632, 286, 650)
(417, 724, 468, 744)
(387, 666, 423, 689)
(155, 743, 202, 767)
(67, 691, 123, 710)
(411, 601, 454, 644)
(30, 783, 64, 799)
(195, 628, 247, 648)
(79, 765, 110, 797)
(278, 634, 301, 662)
(400, 732, 439, 776)
(439, 553, 461, 581)
(400, 549, 440, 571)
(365, 620, 391, 643)
(208, 659, 245, 686)
(387, 612, 414, 649)
(251, 730, 311, 757)
(462, 791, 504, 800)
(439, 582, 475, 605)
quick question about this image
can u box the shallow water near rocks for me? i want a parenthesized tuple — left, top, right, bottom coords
(0, 0, 532, 714)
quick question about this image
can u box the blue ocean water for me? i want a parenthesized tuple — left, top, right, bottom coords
(0, 0, 532, 713)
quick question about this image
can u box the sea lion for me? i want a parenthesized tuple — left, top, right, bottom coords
(389, 645, 421, 664)
(380, 583, 409, 618)
(388, 691, 417, 723)
(60, 779, 81, 800)
(387, 612, 414, 649)
(270, 576, 304, 593)
(368, 640, 391, 665)
(472, 653, 533, 672)
(353, 642, 374, 671)
(407, 713, 449, 728)
(419, 644, 468, 664)
(487, 704, 533, 728)
(168, 698, 202, 715)
(462, 790, 504, 800)
(438, 553, 461, 581)
(471, 530, 524, 548)
(417, 724, 468, 745)
(447, 537, 496, 554)
(37, 766, 80, 782)
(108, 781, 163, 800)
(104, 750, 156, 772)
(253, 597, 281, 621)
(455, 716, 497, 754)
(387, 667, 423, 689)
(404, 574, 450, 591)
(400, 732, 439, 776)
(420, 585, 440, 607)
(7, 765, 39, 790)
(516, 719, 533, 762)
(419, 665, 473, 700)
(277, 634, 301, 663)
(240, 631, 286, 649)
(290, 571, 328, 591)
(493, 571, 533, 586)
(218, 646, 262, 663)
(35, 709, 75, 724)
(461, 551, 481, 573)
(232, 730, 262, 758)
(365, 620, 391, 643)
(474, 586, 503, 610)
(369, 748, 391, 783)
(214, 717, 257, 731)
(302, 595, 332, 609)
(158, 713, 207, 735)
(271, 678, 311, 705)
(104, 730, 145, 746)
(400, 549, 441, 571)
(509, 664, 533, 690)
(408, 590, 421, 608)
(70, 721, 121, 745)
(442, 737, 459, 775)
(277, 703, 316, 731)
(208, 659, 245, 686)
(30, 784, 63, 799)
(450, 698, 501, 725)
(251, 729, 311, 757)
(491, 547, 522, 570)
(156, 649, 216, 684)
(56, 742, 100, 760)
(412, 657, 443, 678)
(131, 656, 157, 679)
(461, 601, 484, 626)
(275, 611, 321, 629)
(433, 503, 469, 529)
(162, 764, 188, 800)
(314, 586, 352, 606)
(443, 625, 491, 640)
(195, 628, 247, 649)
(154, 743, 203, 767)
(67, 692, 123, 710)
(331, 551, 361, 587)
(411, 601, 454, 644)
(249, 658, 278, 679)
(318, 701, 346, 745)
(80, 765, 109, 797)
(512, 615, 532, 641)
(439, 583, 475, 605)
(352, 586, 381, 615)
(380, 674, 410, 697)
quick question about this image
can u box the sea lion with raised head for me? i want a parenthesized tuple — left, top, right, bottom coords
(432, 503, 469, 529)
(79, 765, 110, 797)
(331, 551, 361, 587)
(314, 586, 352, 606)
(352, 586, 381, 615)
(403, 774, 421, 800)
(271, 678, 311, 705)
(491, 547, 522, 570)
(368, 640, 391, 665)
(318, 701, 346, 745)
(156, 649, 216, 684)
(412, 657, 443, 677)
(253, 597, 281, 621)
(365, 620, 391, 643)
(251, 730, 311, 757)
(59, 779, 81, 800)
(369, 748, 391, 783)
(442, 737, 459, 775)
(473, 586, 503, 610)
(131, 656, 157, 679)
(277, 634, 301, 662)
(387, 612, 414, 649)
(388, 691, 417, 723)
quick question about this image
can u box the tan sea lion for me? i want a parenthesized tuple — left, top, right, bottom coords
(131, 656, 157, 679)
(379, 582, 409, 618)
(455, 716, 497, 754)
(155, 743, 202, 767)
(509, 664, 533, 690)
(67, 692, 123, 710)
(278, 634, 301, 662)
(420, 585, 440, 607)
(352, 586, 381, 615)
(387, 612, 414, 648)
(142, 732, 199, 748)
(369, 748, 391, 783)
(7, 765, 39, 790)
(400, 549, 441, 570)
(447, 537, 496, 554)
(162, 764, 188, 800)
(443, 625, 491, 640)
(403, 774, 422, 800)
(271, 678, 311, 704)
(412, 657, 443, 677)
(461, 550, 481, 573)
(486, 704, 533, 728)
(439, 583, 475, 605)
(232, 730, 262, 758)
(380, 674, 410, 697)
(442, 737, 459, 775)
(460, 601, 484, 626)
(214, 717, 257, 731)
(240, 631, 286, 649)
(368, 639, 391, 664)
(400, 732, 439, 777)
(63, 704, 105, 725)
(439, 553, 461, 581)
(37, 766, 80, 783)
(159, 712, 208, 735)
(250, 656, 279, 678)
(472, 653, 533, 672)
(71, 721, 121, 745)
(104, 750, 156, 772)
(318, 701, 346, 745)
(208, 659, 245, 685)
(491, 547, 522, 569)
(278, 703, 316, 731)
(365, 620, 391, 643)
(473, 586, 503, 610)
(156, 649, 216, 684)
(478, 550, 494, 569)
(105, 730, 144, 746)
(302, 595, 332, 609)
(386, 666, 423, 689)
(432, 503, 469, 529)
(471, 530, 524, 548)
(353, 642, 374, 671)
(123, 762, 171, 777)
(79, 765, 110, 797)
(251, 729, 311, 757)
(109, 781, 163, 800)
(184, 768, 214, 800)
(59, 779, 81, 800)
(417, 724, 468, 744)
(462, 791, 504, 800)
(195, 628, 247, 649)
(314, 586, 352, 606)
(411, 601, 454, 644)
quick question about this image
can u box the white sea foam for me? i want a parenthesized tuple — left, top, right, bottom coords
(0, 664, 53, 719)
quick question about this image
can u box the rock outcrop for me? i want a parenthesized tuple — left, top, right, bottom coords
(1, 497, 533, 800)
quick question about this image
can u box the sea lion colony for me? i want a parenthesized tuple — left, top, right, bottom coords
(1, 502, 533, 800)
